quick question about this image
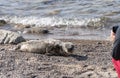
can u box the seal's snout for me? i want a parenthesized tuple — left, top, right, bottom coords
(65, 42, 74, 53)
(68, 45, 74, 52)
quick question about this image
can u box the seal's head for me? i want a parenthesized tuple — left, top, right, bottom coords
(62, 42, 74, 54)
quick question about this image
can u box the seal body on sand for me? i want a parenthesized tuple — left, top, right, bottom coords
(16, 39, 74, 56)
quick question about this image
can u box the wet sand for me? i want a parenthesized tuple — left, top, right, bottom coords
(0, 39, 117, 78)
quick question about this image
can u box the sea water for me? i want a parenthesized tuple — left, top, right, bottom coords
(0, 0, 120, 40)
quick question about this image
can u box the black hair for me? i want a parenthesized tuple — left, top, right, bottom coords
(112, 25, 119, 33)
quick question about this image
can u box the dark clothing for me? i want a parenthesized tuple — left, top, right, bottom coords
(112, 25, 119, 33)
(112, 26, 120, 60)
(112, 26, 120, 78)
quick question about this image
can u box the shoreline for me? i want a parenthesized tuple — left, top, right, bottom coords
(0, 39, 117, 78)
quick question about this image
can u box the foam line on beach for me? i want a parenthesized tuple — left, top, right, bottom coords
(0, 16, 106, 28)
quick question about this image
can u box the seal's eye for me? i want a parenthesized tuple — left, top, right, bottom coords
(67, 45, 74, 52)
(65, 43, 74, 52)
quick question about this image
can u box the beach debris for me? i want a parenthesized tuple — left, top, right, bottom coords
(48, 10, 61, 15)
(16, 39, 74, 56)
(23, 27, 49, 34)
(0, 20, 7, 26)
(14, 24, 31, 29)
(0, 29, 25, 44)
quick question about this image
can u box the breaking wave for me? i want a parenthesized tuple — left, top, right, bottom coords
(0, 16, 108, 28)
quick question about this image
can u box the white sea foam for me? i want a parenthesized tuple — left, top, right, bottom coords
(0, 16, 104, 28)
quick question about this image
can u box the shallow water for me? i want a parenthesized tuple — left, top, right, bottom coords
(24, 28, 110, 40)
(0, 0, 119, 40)
(1, 24, 110, 40)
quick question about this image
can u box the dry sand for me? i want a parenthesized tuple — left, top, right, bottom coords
(0, 39, 117, 78)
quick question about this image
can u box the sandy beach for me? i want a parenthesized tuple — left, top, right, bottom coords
(1, 0, 120, 78)
(0, 39, 117, 78)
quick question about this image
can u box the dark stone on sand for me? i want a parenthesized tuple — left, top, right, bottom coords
(0, 48, 5, 51)
(62, 76, 73, 78)
(42, 29, 49, 34)
(23, 27, 49, 34)
(0, 20, 7, 26)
